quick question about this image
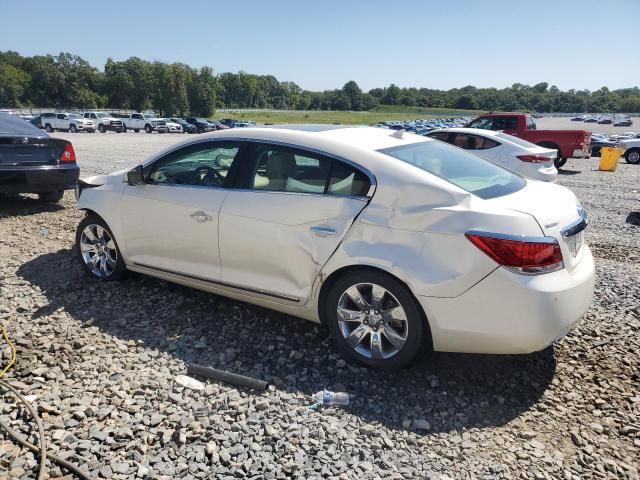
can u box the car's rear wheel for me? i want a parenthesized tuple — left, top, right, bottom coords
(325, 270, 425, 369)
(38, 190, 64, 202)
(70, 124, 77, 133)
(76, 214, 127, 281)
(122, 124, 127, 132)
(625, 148, 640, 164)
(145, 124, 152, 133)
(98, 124, 106, 133)
(45, 124, 53, 132)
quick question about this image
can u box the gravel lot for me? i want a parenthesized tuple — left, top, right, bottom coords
(1, 123, 639, 479)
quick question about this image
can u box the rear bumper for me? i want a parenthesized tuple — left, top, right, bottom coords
(418, 245, 595, 354)
(0, 164, 79, 193)
(572, 148, 590, 159)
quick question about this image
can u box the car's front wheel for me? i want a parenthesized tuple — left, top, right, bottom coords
(98, 124, 106, 133)
(70, 124, 77, 133)
(76, 214, 127, 281)
(325, 270, 426, 369)
(145, 124, 152, 133)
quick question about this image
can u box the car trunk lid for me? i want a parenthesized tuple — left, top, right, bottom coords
(487, 181, 586, 270)
(0, 136, 61, 166)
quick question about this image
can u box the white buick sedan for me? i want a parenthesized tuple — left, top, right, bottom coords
(75, 125, 594, 369)
(426, 128, 558, 182)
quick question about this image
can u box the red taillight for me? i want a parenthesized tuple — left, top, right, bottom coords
(59, 142, 76, 162)
(517, 154, 551, 163)
(466, 233, 563, 274)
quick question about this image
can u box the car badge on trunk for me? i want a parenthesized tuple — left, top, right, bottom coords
(21, 137, 29, 144)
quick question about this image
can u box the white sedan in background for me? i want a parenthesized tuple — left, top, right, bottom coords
(426, 128, 558, 182)
(159, 118, 183, 133)
(74, 126, 593, 369)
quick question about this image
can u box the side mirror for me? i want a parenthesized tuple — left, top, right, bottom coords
(127, 165, 144, 185)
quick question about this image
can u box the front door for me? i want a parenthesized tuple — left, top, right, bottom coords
(121, 140, 242, 281)
(219, 142, 372, 303)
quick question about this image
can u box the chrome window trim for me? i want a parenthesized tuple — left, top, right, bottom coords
(465, 229, 559, 245)
(140, 136, 377, 198)
(561, 208, 588, 238)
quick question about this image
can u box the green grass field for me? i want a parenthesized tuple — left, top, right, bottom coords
(209, 107, 483, 125)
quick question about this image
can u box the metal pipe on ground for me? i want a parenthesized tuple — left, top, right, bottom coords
(187, 364, 269, 391)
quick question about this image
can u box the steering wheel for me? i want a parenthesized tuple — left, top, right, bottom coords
(194, 166, 224, 186)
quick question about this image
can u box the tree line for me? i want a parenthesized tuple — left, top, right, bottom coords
(1, 51, 639, 115)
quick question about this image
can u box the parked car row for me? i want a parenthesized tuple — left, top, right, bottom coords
(591, 131, 640, 164)
(571, 114, 633, 127)
(374, 117, 471, 135)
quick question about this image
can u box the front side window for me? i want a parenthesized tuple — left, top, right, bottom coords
(245, 144, 370, 196)
(379, 139, 525, 199)
(148, 141, 241, 188)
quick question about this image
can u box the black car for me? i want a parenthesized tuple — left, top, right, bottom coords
(170, 118, 197, 134)
(185, 117, 215, 134)
(0, 113, 79, 202)
(219, 118, 240, 128)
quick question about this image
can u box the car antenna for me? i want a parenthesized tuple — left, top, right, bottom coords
(391, 129, 405, 139)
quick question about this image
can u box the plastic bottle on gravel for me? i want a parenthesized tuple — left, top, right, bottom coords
(311, 389, 349, 407)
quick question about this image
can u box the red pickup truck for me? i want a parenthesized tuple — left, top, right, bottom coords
(466, 113, 591, 168)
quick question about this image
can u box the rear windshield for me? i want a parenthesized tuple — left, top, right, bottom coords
(495, 132, 537, 148)
(379, 140, 525, 199)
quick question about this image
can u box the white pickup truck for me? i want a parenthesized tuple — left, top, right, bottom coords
(43, 113, 95, 133)
(123, 113, 168, 133)
(83, 112, 124, 133)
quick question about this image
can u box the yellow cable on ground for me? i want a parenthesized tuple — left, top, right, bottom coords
(0, 321, 16, 379)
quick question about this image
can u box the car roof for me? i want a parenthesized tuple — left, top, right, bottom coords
(214, 125, 431, 152)
(427, 127, 502, 137)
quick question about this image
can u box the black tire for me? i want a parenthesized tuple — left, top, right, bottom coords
(122, 124, 127, 132)
(134, 129, 140, 133)
(45, 124, 53, 132)
(324, 269, 426, 369)
(69, 124, 77, 133)
(555, 157, 568, 168)
(75, 214, 127, 281)
(38, 190, 64, 202)
(98, 124, 106, 133)
(145, 124, 152, 133)
(625, 148, 640, 165)
(197, 126, 204, 134)
(87, 129, 95, 133)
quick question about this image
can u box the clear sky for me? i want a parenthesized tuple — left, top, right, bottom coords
(1, 0, 638, 92)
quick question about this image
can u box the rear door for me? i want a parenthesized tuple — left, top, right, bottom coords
(218, 142, 372, 304)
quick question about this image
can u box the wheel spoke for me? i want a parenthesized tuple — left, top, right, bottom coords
(371, 285, 387, 310)
(370, 332, 384, 359)
(99, 256, 108, 274)
(106, 239, 116, 250)
(337, 306, 364, 323)
(382, 306, 406, 323)
(345, 285, 369, 310)
(80, 243, 95, 252)
(346, 324, 368, 348)
(83, 228, 97, 242)
(382, 324, 406, 350)
(95, 225, 105, 240)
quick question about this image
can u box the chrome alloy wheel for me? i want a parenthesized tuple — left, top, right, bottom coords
(80, 224, 117, 278)
(337, 283, 409, 359)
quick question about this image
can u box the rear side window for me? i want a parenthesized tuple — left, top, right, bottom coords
(379, 140, 525, 199)
(526, 115, 537, 130)
(245, 144, 370, 197)
(492, 116, 518, 130)
(451, 133, 499, 150)
(495, 132, 537, 148)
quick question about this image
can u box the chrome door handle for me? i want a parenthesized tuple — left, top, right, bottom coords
(310, 225, 336, 237)
(190, 211, 212, 223)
